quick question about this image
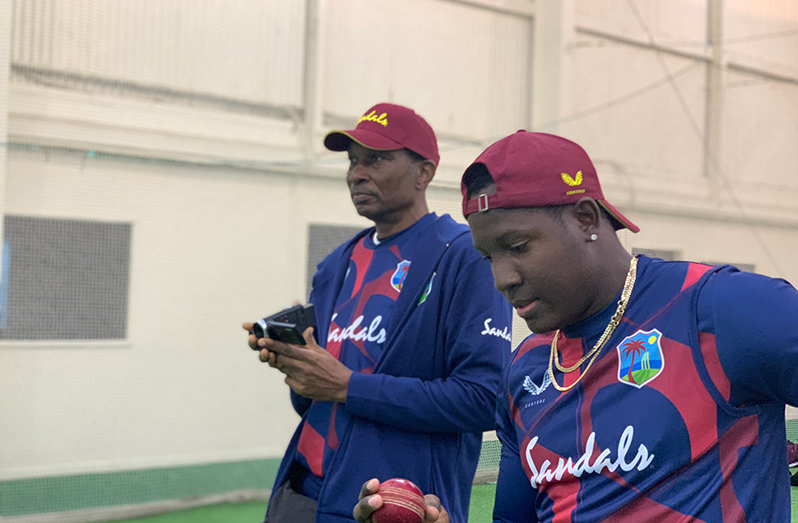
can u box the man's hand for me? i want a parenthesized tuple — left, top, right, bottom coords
(242, 324, 352, 403)
(243, 322, 281, 368)
(353, 479, 449, 523)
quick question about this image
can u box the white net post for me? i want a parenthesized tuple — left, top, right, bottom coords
(0, 0, 10, 312)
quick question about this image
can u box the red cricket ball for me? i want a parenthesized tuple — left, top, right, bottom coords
(372, 478, 425, 523)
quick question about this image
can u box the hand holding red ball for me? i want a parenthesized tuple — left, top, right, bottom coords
(372, 478, 426, 523)
(353, 478, 449, 523)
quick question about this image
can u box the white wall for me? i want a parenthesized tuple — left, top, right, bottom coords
(0, 149, 367, 477)
(562, 0, 798, 285)
(10, 0, 307, 107)
(1, 0, 797, 482)
(0, 0, 9, 274)
(322, 0, 532, 142)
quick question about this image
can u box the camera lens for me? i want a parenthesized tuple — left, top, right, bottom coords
(252, 320, 267, 339)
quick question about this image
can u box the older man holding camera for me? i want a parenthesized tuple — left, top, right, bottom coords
(244, 103, 511, 523)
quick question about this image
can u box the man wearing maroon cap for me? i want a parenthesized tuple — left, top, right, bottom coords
(355, 131, 798, 522)
(246, 103, 511, 523)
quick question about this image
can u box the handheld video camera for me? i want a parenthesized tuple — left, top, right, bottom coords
(251, 303, 317, 346)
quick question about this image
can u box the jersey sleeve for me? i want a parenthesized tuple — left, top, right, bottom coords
(344, 245, 512, 433)
(492, 378, 539, 522)
(698, 268, 798, 408)
(289, 388, 312, 417)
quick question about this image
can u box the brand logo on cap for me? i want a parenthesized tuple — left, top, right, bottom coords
(359, 110, 389, 127)
(561, 171, 585, 196)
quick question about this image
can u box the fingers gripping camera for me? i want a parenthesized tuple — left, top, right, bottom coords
(252, 303, 317, 345)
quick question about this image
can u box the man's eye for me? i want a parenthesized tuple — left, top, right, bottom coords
(370, 154, 383, 163)
(509, 242, 528, 254)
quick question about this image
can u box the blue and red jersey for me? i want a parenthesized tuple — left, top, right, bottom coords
(267, 213, 512, 523)
(494, 255, 798, 522)
(295, 218, 419, 478)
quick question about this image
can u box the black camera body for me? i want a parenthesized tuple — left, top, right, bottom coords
(252, 303, 317, 345)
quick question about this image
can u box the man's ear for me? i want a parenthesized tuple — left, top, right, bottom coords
(570, 197, 602, 234)
(415, 160, 436, 190)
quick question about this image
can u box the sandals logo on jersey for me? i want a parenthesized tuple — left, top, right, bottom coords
(391, 260, 411, 292)
(481, 318, 512, 342)
(525, 425, 655, 488)
(418, 272, 435, 305)
(616, 329, 664, 388)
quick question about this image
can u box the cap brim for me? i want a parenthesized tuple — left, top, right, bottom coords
(598, 200, 640, 233)
(323, 129, 405, 153)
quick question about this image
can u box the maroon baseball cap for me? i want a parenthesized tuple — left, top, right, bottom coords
(461, 131, 639, 233)
(324, 103, 440, 165)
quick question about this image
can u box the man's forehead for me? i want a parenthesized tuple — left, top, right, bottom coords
(468, 208, 523, 236)
(469, 207, 559, 239)
(347, 142, 400, 155)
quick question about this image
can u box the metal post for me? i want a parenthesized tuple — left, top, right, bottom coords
(704, 0, 724, 182)
(302, 0, 324, 163)
(0, 0, 13, 289)
(530, 0, 574, 133)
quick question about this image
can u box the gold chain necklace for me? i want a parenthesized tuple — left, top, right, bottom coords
(548, 256, 639, 392)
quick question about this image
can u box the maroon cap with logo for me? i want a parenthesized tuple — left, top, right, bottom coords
(461, 131, 639, 232)
(324, 103, 440, 165)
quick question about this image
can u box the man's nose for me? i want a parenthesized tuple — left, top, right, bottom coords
(347, 161, 369, 186)
(491, 258, 522, 294)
